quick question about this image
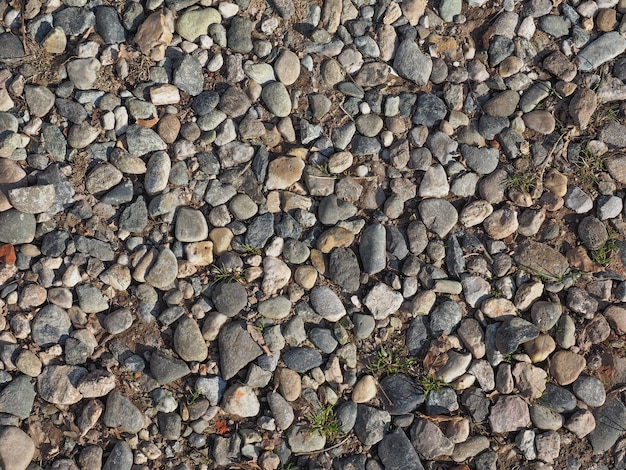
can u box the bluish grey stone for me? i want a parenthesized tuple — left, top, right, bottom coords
(360, 224, 386, 275)
(173, 54, 204, 96)
(579, 32, 626, 72)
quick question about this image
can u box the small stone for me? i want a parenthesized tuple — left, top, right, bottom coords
(175, 207, 209, 242)
(222, 385, 260, 417)
(352, 375, 377, 403)
(363, 283, 403, 320)
(103, 390, 145, 433)
(262, 82, 291, 117)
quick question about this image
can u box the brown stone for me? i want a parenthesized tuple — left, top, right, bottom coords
(158, 113, 181, 144)
(266, 157, 305, 190)
(0, 159, 26, 212)
(596, 8, 618, 32)
(569, 88, 597, 129)
(550, 351, 586, 385)
(605, 305, 626, 334)
(135, 11, 174, 61)
(606, 156, 626, 184)
(317, 227, 355, 253)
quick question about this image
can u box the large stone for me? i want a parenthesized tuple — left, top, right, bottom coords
(219, 322, 263, 380)
(0, 426, 34, 470)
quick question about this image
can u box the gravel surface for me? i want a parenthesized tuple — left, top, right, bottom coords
(3, 0, 626, 469)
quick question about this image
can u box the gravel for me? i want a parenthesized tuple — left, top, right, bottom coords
(2, 0, 626, 468)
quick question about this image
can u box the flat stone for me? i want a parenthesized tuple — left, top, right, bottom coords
(219, 322, 263, 380)
(489, 395, 531, 433)
(149, 350, 190, 384)
(37, 365, 87, 405)
(103, 390, 145, 433)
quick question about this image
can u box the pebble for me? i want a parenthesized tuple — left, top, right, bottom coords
(550, 351, 586, 385)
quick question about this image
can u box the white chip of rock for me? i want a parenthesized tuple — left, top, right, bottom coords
(363, 283, 403, 320)
(436, 351, 472, 383)
(262, 257, 291, 295)
(222, 384, 260, 417)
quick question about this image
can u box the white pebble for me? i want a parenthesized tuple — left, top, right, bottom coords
(381, 130, 393, 147)
(359, 102, 371, 114)
(199, 35, 213, 49)
(102, 111, 115, 130)
(265, 237, 284, 257)
(218, 2, 239, 18)
(355, 165, 368, 177)
(207, 53, 223, 72)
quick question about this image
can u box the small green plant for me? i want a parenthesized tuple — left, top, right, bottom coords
(572, 145, 605, 192)
(278, 464, 298, 470)
(491, 290, 504, 299)
(253, 318, 266, 335)
(242, 244, 262, 256)
(368, 346, 416, 376)
(421, 375, 446, 398)
(505, 168, 537, 194)
(307, 405, 343, 442)
(592, 102, 621, 125)
(316, 163, 335, 177)
(210, 265, 245, 284)
(592, 234, 617, 266)
(187, 388, 202, 405)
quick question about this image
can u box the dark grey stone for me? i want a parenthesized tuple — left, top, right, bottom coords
(95, 6, 126, 44)
(103, 390, 145, 433)
(244, 213, 274, 248)
(378, 428, 425, 470)
(379, 374, 425, 415)
(328, 248, 360, 293)
(282, 347, 323, 373)
(149, 350, 191, 384)
(212, 282, 248, 317)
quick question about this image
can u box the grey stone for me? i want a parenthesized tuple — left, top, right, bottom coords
(578, 32, 626, 72)
(95, 6, 126, 44)
(411, 418, 454, 459)
(393, 40, 432, 86)
(309, 286, 346, 322)
(32, 305, 71, 347)
(102, 441, 132, 470)
(360, 224, 386, 275)
(0, 376, 36, 419)
(354, 405, 391, 446)
(573, 375, 606, 408)
(379, 374, 424, 415)
(282, 347, 323, 373)
(430, 300, 462, 336)
(103, 390, 145, 433)
(495, 317, 540, 354)
(212, 282, 248, 317)
(149, 350, 191, 384)
(419, 198, 458, 237)
(379, 428, 425, 470)
(173, 54, 204, 96)
(0, 210, 36, 244)
(218, 322, 263, 380)
(328, 248, 360, 292)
